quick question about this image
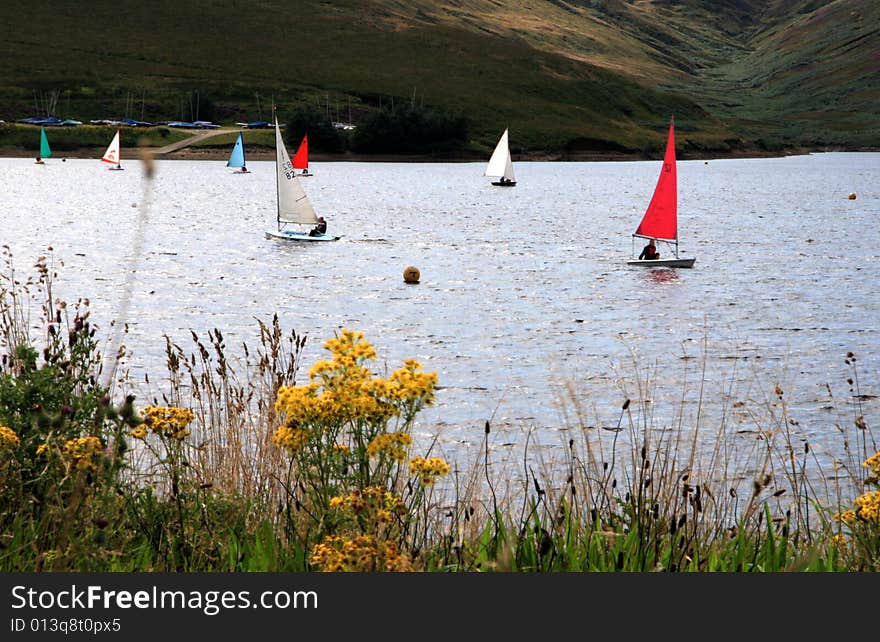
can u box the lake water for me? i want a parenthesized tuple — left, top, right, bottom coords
(3, 153, 878, 480)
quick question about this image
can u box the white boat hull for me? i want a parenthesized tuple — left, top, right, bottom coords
(265, 229, 339, 242)
(626, 257, 695, 268)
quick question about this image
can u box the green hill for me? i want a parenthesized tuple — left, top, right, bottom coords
(0, 0, 876, 157)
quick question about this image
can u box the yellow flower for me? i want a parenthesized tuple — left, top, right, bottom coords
(388, 359, 437, 406)
(274, 384, 321, 424)
(36, 443, 49, 456)
(409, 456, 451, 486)
(309, 534, 410, 572)
(272, 425, 311, 453)
(854, 490, 880, 523)
(329, 487, 405, 517)
(62, 436, 103, 472)
(0, 425, 21, 448)
(329, 496, 345, 509)
(141, 405, 194, 440)
(367, 432, 412, 461)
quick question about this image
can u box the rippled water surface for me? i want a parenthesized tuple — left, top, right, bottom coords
(4, 153, 878, 472)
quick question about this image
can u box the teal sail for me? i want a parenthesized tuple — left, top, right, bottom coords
(227, 132, 246, 170)
(39, 128, 52, 159)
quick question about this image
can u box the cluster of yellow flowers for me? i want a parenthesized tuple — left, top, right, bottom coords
(367, 432, 412, 461)
(409, 456, 451, 486)
(388, 359, 438, 407)
(273, 330, 437, 453)
(329, 486, 406, 523)
(0, 425, 20, 449)
(853, 490, 880, 524)
(831, 533, 849, 551)
(274, 383, 322, 427)
(310, 534, 411, 572)
(138, 405, 194, 441)
(835, 451, 880, 528)
(62, 436, 103, 472)
(272, 424, 310, 452)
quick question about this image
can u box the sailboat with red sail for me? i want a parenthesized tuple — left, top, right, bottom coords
(627, 117, 695, 268)
(292, 134, 312, 176)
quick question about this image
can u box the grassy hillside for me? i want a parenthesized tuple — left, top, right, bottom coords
(0, 0, 875, 156)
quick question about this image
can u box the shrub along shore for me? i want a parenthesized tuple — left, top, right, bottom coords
(0, 242, 877, 571)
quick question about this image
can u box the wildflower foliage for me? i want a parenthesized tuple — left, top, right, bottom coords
(273, 330, 447, 570)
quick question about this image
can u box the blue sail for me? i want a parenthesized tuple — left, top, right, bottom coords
(227, 133, 246, 168)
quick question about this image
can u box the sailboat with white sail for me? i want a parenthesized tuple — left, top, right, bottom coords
(227, 132, 250, 173)
(101, 129, 124, 170)
(265, 117, 339, 242)
(484, 128, 516, 186)
(626, 117, 695, 268)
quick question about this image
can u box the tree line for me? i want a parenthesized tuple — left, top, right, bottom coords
(285, 104, 468, 155)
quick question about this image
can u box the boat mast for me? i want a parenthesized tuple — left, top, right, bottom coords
(274, 106, 281, 232)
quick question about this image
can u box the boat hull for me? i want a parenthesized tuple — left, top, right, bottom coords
(626, 257, 695, 268)
(265, 229, 340, 242)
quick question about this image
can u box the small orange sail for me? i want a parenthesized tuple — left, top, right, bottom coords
(292, 134, 309, 171)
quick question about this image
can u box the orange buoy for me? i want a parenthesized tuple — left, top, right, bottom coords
(848, 193, 857, 200)
(403, 266, 420, 284)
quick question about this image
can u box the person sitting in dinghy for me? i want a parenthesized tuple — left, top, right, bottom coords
(639, 239, 660, 260)
(309, 216, 327, 237)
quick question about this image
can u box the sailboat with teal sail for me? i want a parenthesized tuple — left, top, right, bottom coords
(227, 132, 250, 173)
(36, 128, 51, 164)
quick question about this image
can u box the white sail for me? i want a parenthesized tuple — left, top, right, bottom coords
(275, 121, 318, 225)
(101, 130, 121, 166)
(485, 128, 513, 180)
(503, 149, 515, 182)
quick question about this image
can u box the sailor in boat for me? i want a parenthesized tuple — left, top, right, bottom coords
(639, 239, 660, 260)
(309, 216, 327, 237)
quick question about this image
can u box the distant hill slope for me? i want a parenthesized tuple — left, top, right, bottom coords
(0, 0, 876, 155)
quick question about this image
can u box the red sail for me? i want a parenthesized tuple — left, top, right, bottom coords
(292, 135, 309, 170)
(634, 119, 677, 242)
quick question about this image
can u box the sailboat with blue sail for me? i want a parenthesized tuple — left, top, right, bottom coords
(227, 132, 250, 173)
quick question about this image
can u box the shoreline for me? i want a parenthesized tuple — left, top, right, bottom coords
(0, 145, 873, 163)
